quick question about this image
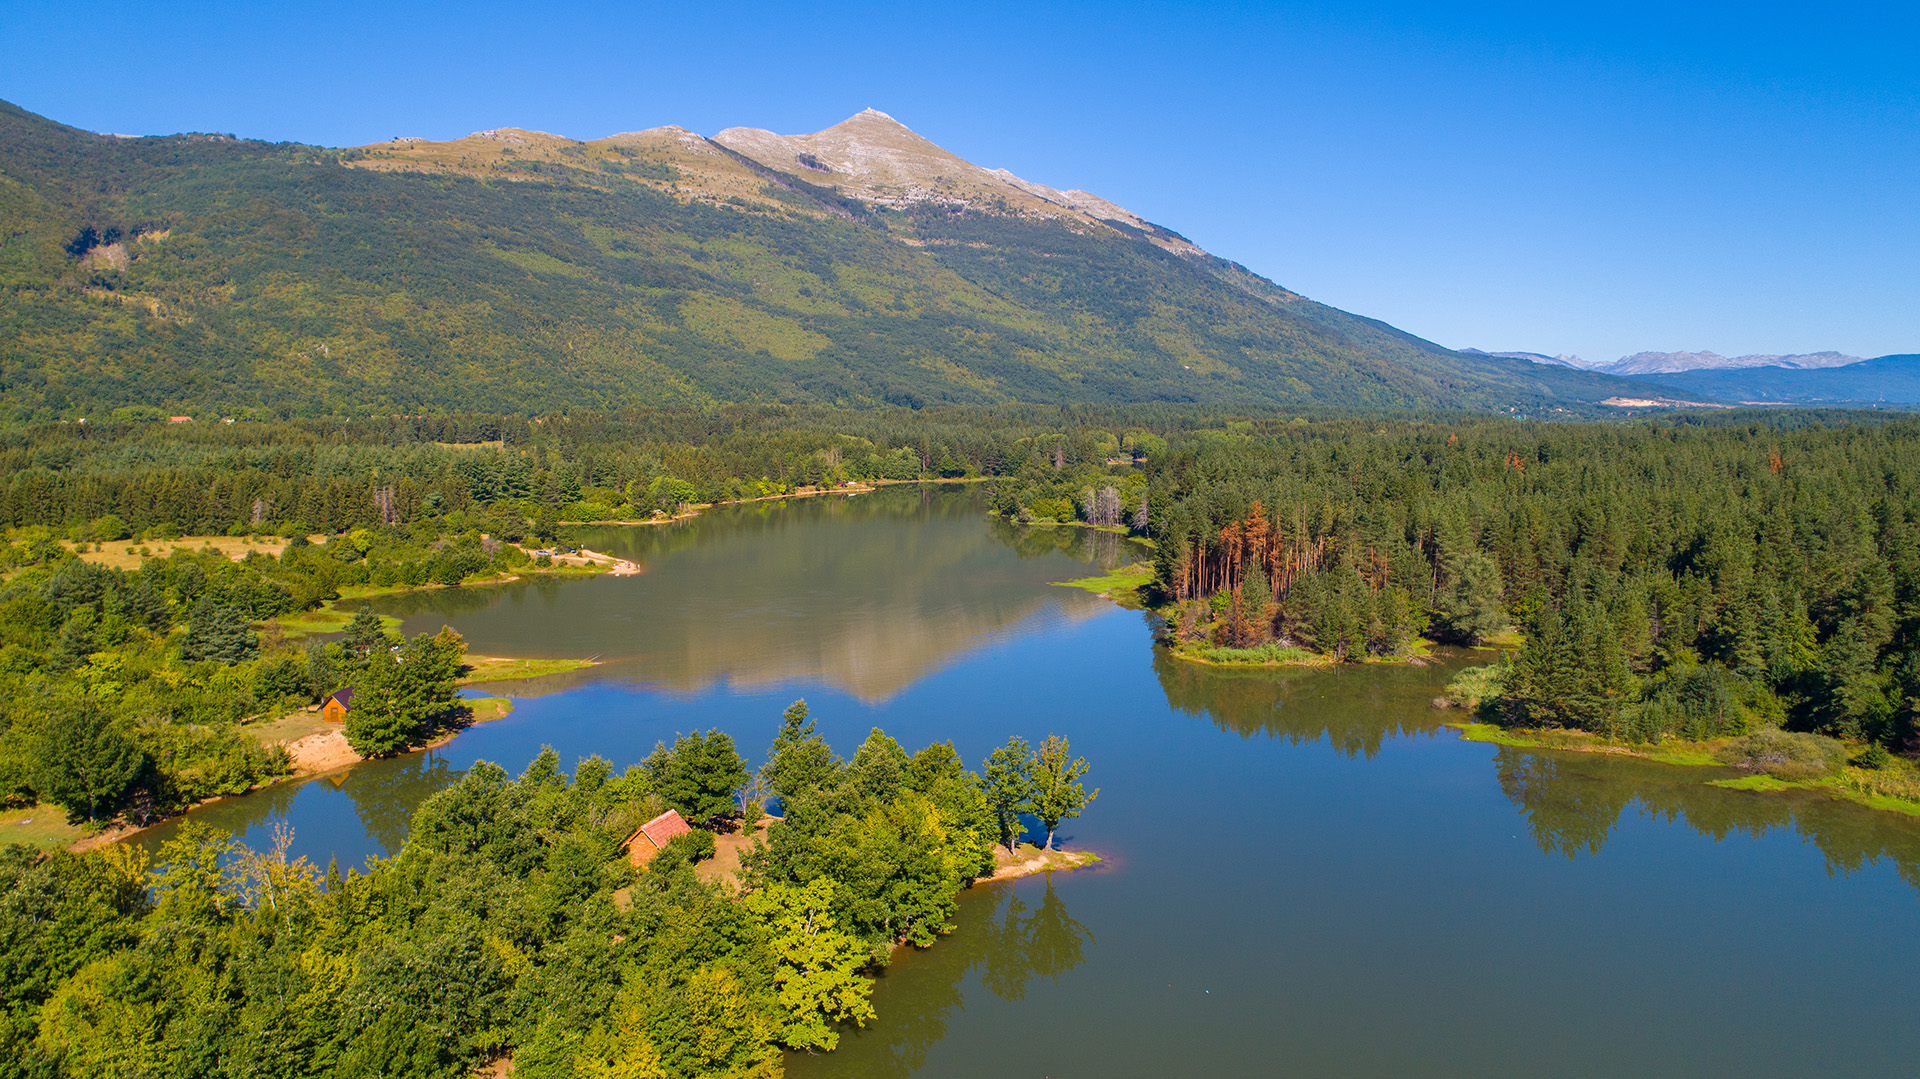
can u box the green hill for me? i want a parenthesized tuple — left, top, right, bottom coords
(0, 100, 1644, 418)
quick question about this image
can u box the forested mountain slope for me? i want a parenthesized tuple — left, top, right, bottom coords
(0, 100, 1645, 418)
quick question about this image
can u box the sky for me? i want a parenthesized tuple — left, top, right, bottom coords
(2, 0, 1915, 363)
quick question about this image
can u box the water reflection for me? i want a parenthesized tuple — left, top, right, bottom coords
(1493, 746, 1920, 890)
(793, 878, 1091, 1078)
(363, 487, 1141, 703)
(133, 751, 461, 865)
(1152, 647, 1450, 759)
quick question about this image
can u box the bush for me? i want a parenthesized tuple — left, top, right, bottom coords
(1714, 728, 1847, 781)
(651, 827, 716, 872)
(1851, 742, 1895, 770)
(1188, 642, 1319, 666)
(1445, 663, 1507, 709)
(1621, 665, 1754, 743)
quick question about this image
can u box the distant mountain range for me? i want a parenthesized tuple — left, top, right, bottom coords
(0, 99, 1652, 418)
(1465, 347, 1918, 407)
(1632, 355, 1920, 405)
(1593, 350, 1868, 376)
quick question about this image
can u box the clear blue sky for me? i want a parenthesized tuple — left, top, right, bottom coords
(4, 1, 1914, 362)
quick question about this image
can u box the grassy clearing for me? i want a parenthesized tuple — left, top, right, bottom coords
(0, 805, 89, 851)
(245, 709, 334, 748)
(66, 535, 307, 570)
(465, 697, 515, 724)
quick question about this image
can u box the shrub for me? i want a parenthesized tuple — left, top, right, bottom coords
(1445, 663, 1507, 709)
(1851, 743, 1894, 770)
(1714, 728, 1847, 781)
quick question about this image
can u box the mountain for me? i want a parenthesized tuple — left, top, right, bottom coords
(1594, 350, 1865, 376)
(1460, 348, 1588, 368)
(0, 99, 1649, 418)
(1636, 354, 1920, 405)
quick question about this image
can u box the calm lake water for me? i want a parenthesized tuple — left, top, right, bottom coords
(144, 485, 1920, 1077)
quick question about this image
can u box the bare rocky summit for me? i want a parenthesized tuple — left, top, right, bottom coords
(1595, 350, 1865, 376)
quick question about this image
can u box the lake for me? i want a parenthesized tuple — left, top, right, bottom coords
(142, 485, 1920, 1077)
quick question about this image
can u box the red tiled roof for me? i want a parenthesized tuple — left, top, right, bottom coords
(639, 809, 691, 850)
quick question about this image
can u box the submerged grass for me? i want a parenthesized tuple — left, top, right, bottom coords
(1053, 563, 1154, 609)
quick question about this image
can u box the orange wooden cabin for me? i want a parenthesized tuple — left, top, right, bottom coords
(321, 688, 354, 724)
(626, 809, 692, 866)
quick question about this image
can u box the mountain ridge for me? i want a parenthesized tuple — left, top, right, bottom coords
(0, 99, 1650, 418)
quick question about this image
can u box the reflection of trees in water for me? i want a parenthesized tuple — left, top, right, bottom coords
(1493, 746, 1920, 891)
(986, 517, 1145, 571)
(339, 752, 460, 854)
(133, 768, 310, 858)
(1496, 750, 1635, 858)
(1153, 649, 1443, 759)
(798, 879, 1091, 1078)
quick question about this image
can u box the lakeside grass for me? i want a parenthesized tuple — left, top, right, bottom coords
(1053, 563, 1154, 609)
(460, 656, 597, 685)
(1173, 641, 1332, 668)
(1450, 719, 1920, 819)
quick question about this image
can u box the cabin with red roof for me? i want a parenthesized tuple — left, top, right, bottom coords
(626, 809, 692, 866)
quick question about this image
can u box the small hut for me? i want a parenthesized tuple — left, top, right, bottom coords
(626, 809, 692, 866)
(321, 688, 355, 724)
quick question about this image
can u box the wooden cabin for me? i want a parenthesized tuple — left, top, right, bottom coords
(626, 809, 692, 866)
(321, 688, 355, 724)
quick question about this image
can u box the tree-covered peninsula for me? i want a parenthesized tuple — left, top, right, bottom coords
(0, 712, 1094, 1078)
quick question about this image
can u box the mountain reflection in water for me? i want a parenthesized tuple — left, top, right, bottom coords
(363, 487, 1139, 703)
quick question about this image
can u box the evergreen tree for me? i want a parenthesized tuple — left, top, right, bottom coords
(646, 730, 747, 823)
(1436, 548, 1506, 644)
(46, 609, 99, 674)
(345, 628, 466, 758)
(341, 609, 389, 661)
(179, 597, 258, 665)
(304, 638, 338, 702)
(761, 700, 843, 810)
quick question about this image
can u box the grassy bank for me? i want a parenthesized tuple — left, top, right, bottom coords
(459, 655, 598, 685)
(1448, 719, 1920, 819)
(1053, 562, 1154, 609)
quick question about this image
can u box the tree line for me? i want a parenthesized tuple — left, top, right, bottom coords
(1134, 413, 1920, 761)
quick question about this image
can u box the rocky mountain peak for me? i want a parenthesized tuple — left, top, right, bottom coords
(714, 110, 1201, 256)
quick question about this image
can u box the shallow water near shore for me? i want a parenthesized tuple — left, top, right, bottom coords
(144, 486, 1920, 1077)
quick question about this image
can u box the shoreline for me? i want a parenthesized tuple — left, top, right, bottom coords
(980, 843, 1101, 883)
(65, 695, 526, 853)
(1445, 719, 1920, 820)
(567, 475, 996, 527)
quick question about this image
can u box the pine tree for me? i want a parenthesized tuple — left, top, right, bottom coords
(180, 597, 258, 665)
